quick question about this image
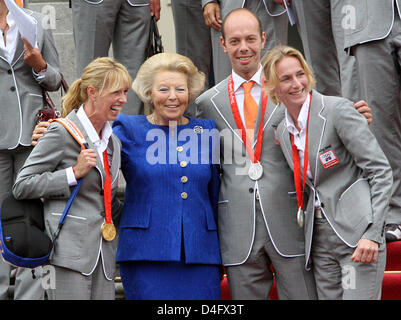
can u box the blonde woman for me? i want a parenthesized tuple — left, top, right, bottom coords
(262, 45, 392, 299)
(113, 52, 222, 300)
(13, 57, 131, 300)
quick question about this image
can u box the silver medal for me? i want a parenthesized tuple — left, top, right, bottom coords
(297, 207, 304, 227)
(248, 162, 263, 181)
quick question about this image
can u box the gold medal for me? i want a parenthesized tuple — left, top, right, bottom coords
(101, 222, 116, 241)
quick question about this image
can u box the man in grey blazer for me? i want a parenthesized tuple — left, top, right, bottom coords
(196, 8, 316, 299)
(288, 0, 360, 101)
(342, 0, 401, 242)
(70, 0, 160, 115)
(0, 2, 61, 299)
(202, 0, 288, 83)
(171, 0, 212, 117)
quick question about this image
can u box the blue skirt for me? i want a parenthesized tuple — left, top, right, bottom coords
(119, 260, 221, 300)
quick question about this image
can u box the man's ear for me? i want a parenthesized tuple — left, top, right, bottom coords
(220, 36, 228, 53)
(261, 32, 267, 49)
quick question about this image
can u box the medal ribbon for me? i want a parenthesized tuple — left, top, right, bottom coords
(102, 150, 112, 225)
(228, 75, 268, 163)
(290, 93, 312, 212)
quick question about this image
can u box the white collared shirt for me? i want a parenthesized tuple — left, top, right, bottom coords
(66, 106, 113, 185)
(0, 12, 18, 64)
(232, 65, 263, 130)
(284, 94, 313, 180)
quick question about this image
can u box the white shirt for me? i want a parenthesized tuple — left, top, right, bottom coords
(284, 93, 313, 180)
(0, 12, 45, 78)
(66, 106, 113, 185)
(284, 95, 322, 209)
(0, 12, 18, 64)
(232, 65, 263, 130)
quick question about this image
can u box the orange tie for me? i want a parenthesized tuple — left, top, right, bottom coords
(242, 81, 258, 140)
(15, 0, 24, 7)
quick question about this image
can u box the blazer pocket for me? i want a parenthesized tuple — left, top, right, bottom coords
(126, 0, 149, 6)
(287, 191, 297, 198)
(218, 200, 229, 222)
(47, 212, 87, 260)
(28, 93, 43, 109)
(335, 179, 373, 228)
(83, 0, 104, 4)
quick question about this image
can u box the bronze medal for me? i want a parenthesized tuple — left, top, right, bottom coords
(101, 222, 116, 241)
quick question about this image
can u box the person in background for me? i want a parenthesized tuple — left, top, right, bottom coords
(263, 45, 392, 299)
(113, 52, 222, 300)
(13, 57, 130, 300)
(0, 0, 61, 300)
(70, 0, 160, 115)
(202, 0, 288, 83)
(342, 0, 401, 242)
(171, 0, 213, 117)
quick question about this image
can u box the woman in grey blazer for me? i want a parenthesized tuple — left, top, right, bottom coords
(262, 45, 393, 299)
(0, 0, 61, 300)
(13, 57, 131, 300)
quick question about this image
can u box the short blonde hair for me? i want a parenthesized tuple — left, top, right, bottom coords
(262, 45, 316, 105)
(62, 57, 132, 117)
(133, 53, 205, 109)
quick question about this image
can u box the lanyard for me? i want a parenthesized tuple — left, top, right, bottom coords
(228, 75, 268, 163)
(102, 150, 112, 225)
(290, 93, 312, 212)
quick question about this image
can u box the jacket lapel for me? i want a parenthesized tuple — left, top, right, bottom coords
(210, 78, 244, 145)
(108, 135, 120, 185)
(11, 33, 24, 66)
(278, 117, 294, 171)
(307, 90, 326, 186)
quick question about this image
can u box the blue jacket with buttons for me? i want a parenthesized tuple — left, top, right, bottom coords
(113, 115, 222, 265)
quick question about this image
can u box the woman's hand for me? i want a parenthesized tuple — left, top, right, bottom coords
(22, 37, 47, 73)
(32, 121, 50, 146)
(72, 149, 97, 180)
(351, 238, 379, 264)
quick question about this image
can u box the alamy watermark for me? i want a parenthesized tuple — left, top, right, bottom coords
(144, 122, 258, 177)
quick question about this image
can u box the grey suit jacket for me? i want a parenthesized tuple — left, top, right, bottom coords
(195, 76, 305, 266)
(201, 0, 286, 17)
(343, 0, 399, 49)
(276, 90, 393, 267)
(13, 110, 121, 279)
(0, 9, 61, 150)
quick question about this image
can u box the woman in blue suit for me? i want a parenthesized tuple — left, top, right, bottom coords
(113, 53, 221, 300)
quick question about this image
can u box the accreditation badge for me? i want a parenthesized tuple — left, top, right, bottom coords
(319, 149, 339, 169)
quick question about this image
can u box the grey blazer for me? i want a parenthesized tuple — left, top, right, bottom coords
(13, 110, 121, 279)
(195, 76, 305, 266)
(201, 0, 286, 17)
(0, 9, 61, 150)
(343, 0, 399, 50)
(276, 90, 393, 267)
